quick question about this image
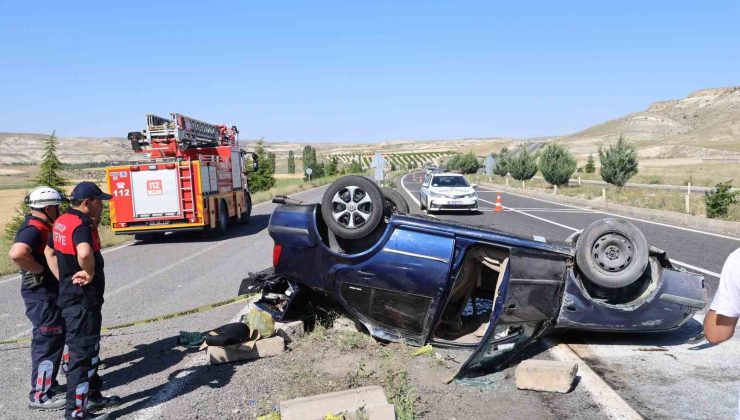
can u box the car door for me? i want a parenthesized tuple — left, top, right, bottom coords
(334, 224, 455, 345)
(419, 175, 431, 203)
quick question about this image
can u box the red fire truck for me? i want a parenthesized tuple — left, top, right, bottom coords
(105, 113, 257, 239)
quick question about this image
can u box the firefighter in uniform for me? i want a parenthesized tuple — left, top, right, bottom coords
(8, 186, 67, 410)
(50, 182, 119, 420)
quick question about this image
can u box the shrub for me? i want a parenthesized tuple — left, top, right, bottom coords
(585, 154, 596, 173)
(447, 152, 479, 174)
(705, 180, 738, 218)
(248, 140, 277, 192)
(508, 147, 538, 181)
(599, 135, 638, 187)
(492, 148, 510, 177)
(539, 143, 576, 186)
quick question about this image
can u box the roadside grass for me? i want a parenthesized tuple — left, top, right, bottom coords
(572, 163, 740, 188)
(494, 177, 740, 221)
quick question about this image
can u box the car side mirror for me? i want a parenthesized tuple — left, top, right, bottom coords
(422, 183, 428, 188)
(471, 183, 478, 188)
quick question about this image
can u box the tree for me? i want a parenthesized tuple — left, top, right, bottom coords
(5, 131, 67, 243)
(585, 154, 596, 173)
(267, 152, 276, 175)
(493, 148, 510, 177)
(248, 139, 276, 192)
(457, 152, 480, 174)
(287, 150, 296, 174)
(303, 145, 318, 181)
(326, 156, 339, 176)
(508, 147, 538, 181)
(705, 181, 738, 219)
(34, 131, 67, 188)
(599, 135, 638, 187)
(347, 160, 363, 174)
(539, 143, 577, 187)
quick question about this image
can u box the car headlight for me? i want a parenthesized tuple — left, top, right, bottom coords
(465, 193, 478, 199)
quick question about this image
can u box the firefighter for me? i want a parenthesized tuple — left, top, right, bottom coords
(8, 186, 67, 410)
(50, 182, 119, 420)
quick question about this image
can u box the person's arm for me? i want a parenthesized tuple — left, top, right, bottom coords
(704, 311, 739, 344)
(44, 245, 59, 280)
(8, 242, 44, 274)
(704, 249, 740, 344)
(71, 223, 95, 286)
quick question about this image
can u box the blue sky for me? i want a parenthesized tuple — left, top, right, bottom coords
(1, 1, 738, 142)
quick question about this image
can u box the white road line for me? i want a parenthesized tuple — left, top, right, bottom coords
(478, 197, 720, 278)
(544, 338, 643, 420)
(478, 185, 740, 242)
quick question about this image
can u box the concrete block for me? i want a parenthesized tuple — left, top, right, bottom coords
(515, 359, 578, 393)
(276, 320, 305, 344)
(207, 336, 284, 365)
(280, 385, 394, 420)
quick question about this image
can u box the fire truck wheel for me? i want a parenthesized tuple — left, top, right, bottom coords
(214, 200, 229, 235)
(239, 194, 252, 225)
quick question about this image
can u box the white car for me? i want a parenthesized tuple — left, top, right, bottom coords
(419, 173, 478, 213)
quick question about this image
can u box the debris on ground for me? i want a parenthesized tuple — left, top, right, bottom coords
(412, 344, 433, 357)
(280, 385, 395, 420)
(177, 330, 204, 347)
(515, 359, 578, 393)
(243, 308, 276, 339)
(207, 335, 285, 365)
(202, 310, 285, 364)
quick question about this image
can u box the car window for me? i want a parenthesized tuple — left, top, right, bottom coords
(431, 176, 470, 187)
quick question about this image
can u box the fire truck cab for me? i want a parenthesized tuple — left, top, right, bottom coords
(106, 113, 257, 239)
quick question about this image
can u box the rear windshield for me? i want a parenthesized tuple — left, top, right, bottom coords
(432, 176, 470, 187)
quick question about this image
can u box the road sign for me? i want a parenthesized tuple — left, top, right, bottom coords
(306, 167, 313, 182)
(370, 152, 387, 183)
(484, 154, 496, 178)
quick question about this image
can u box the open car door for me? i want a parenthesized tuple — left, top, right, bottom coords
(449, 258, 542, 379)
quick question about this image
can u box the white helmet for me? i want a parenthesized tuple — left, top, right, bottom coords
(25, 186, 64, 209)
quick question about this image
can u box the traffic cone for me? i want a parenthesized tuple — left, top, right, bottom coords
(495, 192, 503, 212)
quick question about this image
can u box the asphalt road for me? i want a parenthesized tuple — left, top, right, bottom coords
(401, 171, 740, 419)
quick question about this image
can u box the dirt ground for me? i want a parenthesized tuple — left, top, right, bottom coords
(190, 321, 600, 420)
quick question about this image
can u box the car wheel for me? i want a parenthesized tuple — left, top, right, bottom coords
(238, 193, 252, 224)
(321, 175, 384, 240)
(382, 187, 409, 219)
(575, 218, 649, 289)
(214, 200, 229, 235)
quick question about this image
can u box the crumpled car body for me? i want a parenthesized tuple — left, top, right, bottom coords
(257, 203, 705, 378)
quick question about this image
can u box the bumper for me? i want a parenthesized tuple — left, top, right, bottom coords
(429, 197, 478, 211)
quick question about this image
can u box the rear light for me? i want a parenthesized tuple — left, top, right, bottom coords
(188, 218, 197, 223)
(114, 223, 127, 228)
(273, 244, 282, 267)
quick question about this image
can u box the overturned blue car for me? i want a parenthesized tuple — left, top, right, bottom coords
(244, 175, 705, 378)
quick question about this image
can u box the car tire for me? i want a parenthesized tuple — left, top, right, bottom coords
(575, 218, 649, 289)
(321, 175, 384, 240)
(214, 200, 229, 236)
(382, 187, 409, 219)
(238, 193, 252, 225)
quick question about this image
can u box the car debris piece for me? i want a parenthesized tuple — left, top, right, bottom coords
(515, 359, 578, 393)
(205, 322, 250, 347)
(252, 175, 705, 379)
(280, 385, 394, 420)
(207, 336, 285, 365)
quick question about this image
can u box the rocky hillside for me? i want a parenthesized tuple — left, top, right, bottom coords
(559, 87, 740, 158)
(0, 133, 134, 164)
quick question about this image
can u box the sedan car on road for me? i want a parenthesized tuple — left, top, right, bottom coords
(246, 176, 705, 379)
(419, 173, 478, 213)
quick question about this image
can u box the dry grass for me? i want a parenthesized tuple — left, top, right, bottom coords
(505, 177, 740, 221)
(574, 162, 740, 187)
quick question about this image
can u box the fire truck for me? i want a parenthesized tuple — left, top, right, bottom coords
(105, 113, 257, 239)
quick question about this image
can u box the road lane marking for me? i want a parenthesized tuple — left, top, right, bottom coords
(478, 197, 720, 278)
(401, 173, 438, 219)
(477, 185, 740, 242)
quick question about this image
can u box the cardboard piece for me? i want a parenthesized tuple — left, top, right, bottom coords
(207, 336, 285, 365)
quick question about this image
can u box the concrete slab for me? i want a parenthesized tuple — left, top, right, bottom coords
(207, 336, 285, 365)
(515, 359, 578, 393)
(280, 385, 394, 420)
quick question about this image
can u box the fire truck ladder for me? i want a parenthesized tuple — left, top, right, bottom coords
(178, 159, 197, 221)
